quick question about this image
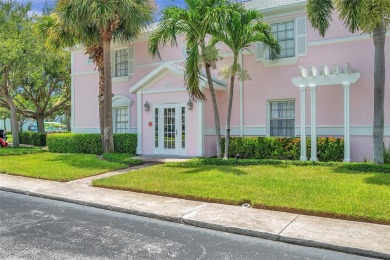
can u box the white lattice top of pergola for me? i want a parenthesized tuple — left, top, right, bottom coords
(292, 63, 361, 162)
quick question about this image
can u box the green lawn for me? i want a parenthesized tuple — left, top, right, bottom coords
(0, 153, 127, 181)
(93, 164, 390, 223)
(0, 147, 45, 156)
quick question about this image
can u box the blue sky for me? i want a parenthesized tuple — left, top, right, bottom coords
(29, 0, 186, 14)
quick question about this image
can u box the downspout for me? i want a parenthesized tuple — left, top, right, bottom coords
(239, 50, 244, 137)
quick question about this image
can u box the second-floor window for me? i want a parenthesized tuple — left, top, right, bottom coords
(271, 21, 295, 59)
(255, 17, 306, 62)
(114, 48, 135, 78)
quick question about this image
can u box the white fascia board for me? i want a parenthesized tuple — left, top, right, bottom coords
(261, 2, 306, 18)
(292, 73, 361, 87)
(129, 63, 182, 93)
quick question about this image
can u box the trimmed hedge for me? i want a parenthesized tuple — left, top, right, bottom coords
(19, 132, 47, 146)
(221, 137, 344, 162)
(47, 133, 137, 154)
(169, 158, 390, 174)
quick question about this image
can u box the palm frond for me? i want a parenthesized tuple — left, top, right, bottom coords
(185, 38, 206, 100)
(307, 0, 333, 37)
(334, 0, 365, 33)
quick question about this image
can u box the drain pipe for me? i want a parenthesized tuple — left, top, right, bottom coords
(239, 50, 244, 137)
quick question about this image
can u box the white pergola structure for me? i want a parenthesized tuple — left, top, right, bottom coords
(292, 63, 360, 162)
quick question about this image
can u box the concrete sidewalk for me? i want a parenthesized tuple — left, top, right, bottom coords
(0, 172, 389, 259)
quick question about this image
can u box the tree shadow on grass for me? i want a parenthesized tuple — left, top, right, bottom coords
(364, 175, 390, 186)
(164, 165, 247, 175)
(330, 167, 390, 186)
(45, 154, 123, 170)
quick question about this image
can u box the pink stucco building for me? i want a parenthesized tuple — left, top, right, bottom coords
(71, 0, 389, 162)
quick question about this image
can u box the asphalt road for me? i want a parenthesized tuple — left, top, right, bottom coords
(0, 190, 371, 260)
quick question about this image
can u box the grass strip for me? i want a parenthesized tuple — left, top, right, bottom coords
(0, 147, 46, 156)
(93, 163, 390, 224)
(0, 153, 127, 181)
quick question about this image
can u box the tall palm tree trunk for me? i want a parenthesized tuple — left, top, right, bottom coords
(373, 24, 386, 164)
(102, 34, 114, 153)
(98, 64, 105, 143)
(224, 54, 238, 159)
(205, 63, 222, 158)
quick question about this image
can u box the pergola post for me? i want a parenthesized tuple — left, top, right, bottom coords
(300, 86, 307, 160)
(310, 85, 318, 161)
(292, 63, 360, 163)
(343, 83, 351, 162)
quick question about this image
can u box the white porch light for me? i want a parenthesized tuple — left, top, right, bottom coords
(292, 62, 360, 162)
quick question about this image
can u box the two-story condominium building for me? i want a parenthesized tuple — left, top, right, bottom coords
(71, 0, 390, 162)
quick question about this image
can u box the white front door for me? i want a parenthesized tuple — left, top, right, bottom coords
(155, 104, 185, 155)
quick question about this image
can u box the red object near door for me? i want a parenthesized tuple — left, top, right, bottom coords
(148, 122, 153, 127)
(0, 138, 8, 147)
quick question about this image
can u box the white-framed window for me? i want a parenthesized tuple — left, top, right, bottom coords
(114, 107, 129, 133)
(269, 100, 295, 137)
(113, 47, 135, 78)
(271, 21, 295, 59)
(256, 17, 307, 63)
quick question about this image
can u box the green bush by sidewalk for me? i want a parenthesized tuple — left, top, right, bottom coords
(47, 133, 137, 154)
(221, 136, 344, 162)
(19, 132, 47, 146)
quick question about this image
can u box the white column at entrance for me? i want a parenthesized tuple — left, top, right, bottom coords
(136, 92, 142, 154)
(310, 85, 318, 161)
(197, 98, 205, 157)
(343, 83, 351, 162)
(300, 86, 307, 160)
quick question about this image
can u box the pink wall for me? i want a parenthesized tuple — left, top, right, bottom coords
(72, 6, 390, 161)
(74, 75, 99, 128)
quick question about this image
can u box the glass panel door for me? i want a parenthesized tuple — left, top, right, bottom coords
(163, 107, 176, 149)
(158, 104, 183, 155)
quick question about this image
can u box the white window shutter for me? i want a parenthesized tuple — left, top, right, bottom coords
(295, 17, 307, 56)
(255, 42, 265, 61)
(128, 47, 135, 75)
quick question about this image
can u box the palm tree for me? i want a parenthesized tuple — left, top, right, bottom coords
(307, 0, 390, 164)
(56, 0, 154, 152)
(211, 8, 280, 158)
(36, 13, 105, 142)
(149, 0, 237, 158)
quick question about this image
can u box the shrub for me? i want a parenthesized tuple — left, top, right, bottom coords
(102, 153, 143, 166)
(19, 132, 47, 146)
(221, 137, 344, 162)
(47, 133, 137, 154)
(113, 133, 137, 154)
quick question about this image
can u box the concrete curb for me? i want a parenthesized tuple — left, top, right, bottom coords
(0, 187, 182, 224)
(1, 186, 388, 259)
